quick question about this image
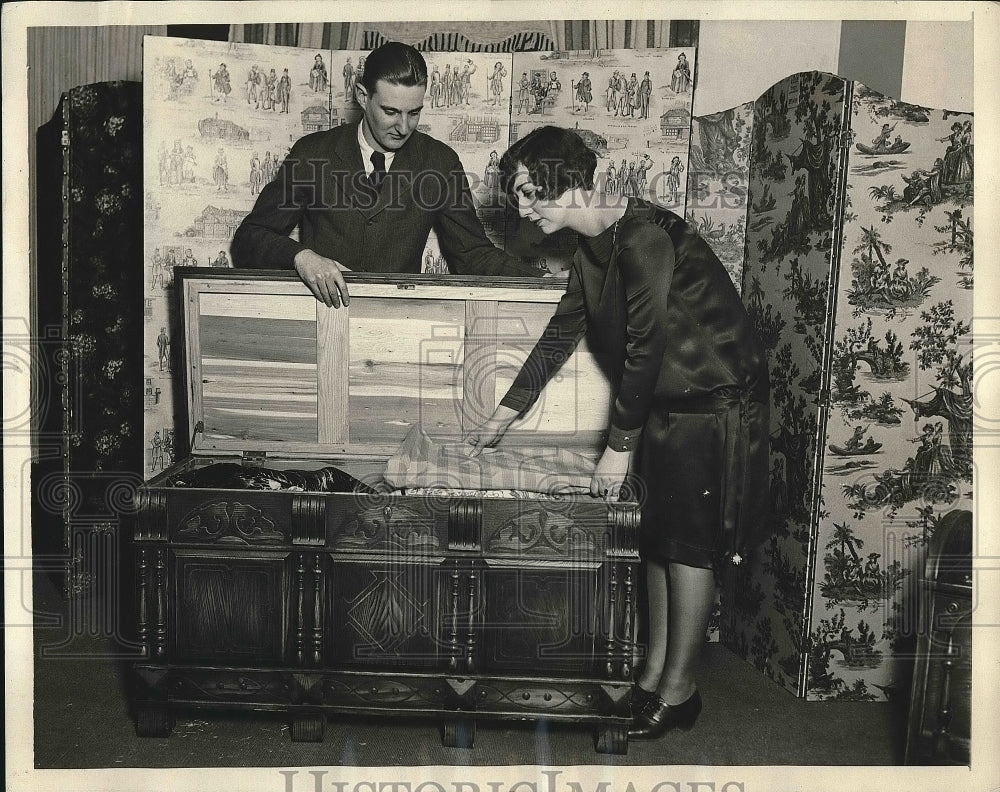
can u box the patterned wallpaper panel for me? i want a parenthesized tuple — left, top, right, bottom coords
(143, 36, 327, 479)
(507, 47, 695, 273)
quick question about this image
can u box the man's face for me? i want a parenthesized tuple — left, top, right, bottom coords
(357, 79, 427, 153)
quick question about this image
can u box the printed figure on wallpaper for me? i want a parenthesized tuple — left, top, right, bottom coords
(155, 56, 200, 100)
(820, 522, 908, 611)
(156, 327, 170, 372)
(837, 303, 971, 515)
(856, 121, 910, 156)
(150, 248, 165, 290)
(210, 63, 232, 103)
(753, 77, 841, 265)
(808, 609, 884, 700)
(670, 52, 691, 93)
(861, 108, 972, 227)
(148, 429, 176, 474)
(488, 61, 507, 106)
(573, 72, 592, 113)
(511, 45, 696, 219)
(932, 207, 973, 288)
(847, 224, 940, 316)
(828, 424, 882, 458)
(685, 104, 753, 288)
(309, 54, 329, 93)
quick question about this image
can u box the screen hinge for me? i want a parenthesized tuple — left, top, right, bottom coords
(242, 450, 267, 464)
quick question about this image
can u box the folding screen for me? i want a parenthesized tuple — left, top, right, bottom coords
(721, 72, 973, 700)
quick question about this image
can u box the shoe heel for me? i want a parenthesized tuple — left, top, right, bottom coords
(678, 692, 702, 730)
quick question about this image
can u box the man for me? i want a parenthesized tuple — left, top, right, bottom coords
(232, 42, 541, 307)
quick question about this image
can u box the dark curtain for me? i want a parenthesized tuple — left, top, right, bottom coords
(231, 20, 698, 52)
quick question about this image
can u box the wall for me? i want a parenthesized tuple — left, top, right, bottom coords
(692, 19, 973, 115)
(901, 21, 974, 110)
(693, 21, 842, 114)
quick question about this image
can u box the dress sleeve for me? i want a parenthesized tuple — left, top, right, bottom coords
(499, 259, 588, 414)
(432, 150, 544, 279)
(231, 143, 312, 269)
(605, 221, 676, 451)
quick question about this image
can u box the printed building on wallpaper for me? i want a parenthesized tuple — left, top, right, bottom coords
(661, 107, 691, 139)
(302, 104, 331, 133)
(185, 206, 248, 239)
(198, 115, 250, 141)
(449, 115, 503, 144)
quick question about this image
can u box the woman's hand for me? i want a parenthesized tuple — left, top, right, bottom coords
(465, 404, 520, 457)
(590, 446, 634, 500)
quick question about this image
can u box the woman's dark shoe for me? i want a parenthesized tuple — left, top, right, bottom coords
(630, 684, 657, 718)
(627, 689, 702, 740)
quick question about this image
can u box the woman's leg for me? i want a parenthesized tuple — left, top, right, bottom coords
(637, 559, 669, 692)
(656, 561, 716, 704)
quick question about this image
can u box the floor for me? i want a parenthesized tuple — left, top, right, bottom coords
(29, 568, 909, 770)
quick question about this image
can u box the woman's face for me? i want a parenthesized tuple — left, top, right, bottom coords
(511, 165, 575, 234)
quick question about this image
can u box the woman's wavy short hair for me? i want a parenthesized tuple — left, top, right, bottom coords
(499, 125, 597, 200)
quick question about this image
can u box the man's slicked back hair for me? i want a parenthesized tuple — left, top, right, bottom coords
(360, 41, 428, 93)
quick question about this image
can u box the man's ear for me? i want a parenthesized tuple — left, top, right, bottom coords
(355, 82, 368, 108)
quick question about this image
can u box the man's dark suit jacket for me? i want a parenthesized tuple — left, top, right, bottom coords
(231, 123, 540, 277)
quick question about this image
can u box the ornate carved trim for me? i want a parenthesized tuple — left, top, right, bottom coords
(295, 553, 306, 665)
(465, 569, 479, 672)
(176, 500, 285, 545)
(137, 548, 150, 657)
(154, 549, 168, 659)
(136, 489, 168, 541)
(607, 505, 640, 558)
(604, 562, 618, 679)
(621, 562, 635, 680)
(291, 493, 326, 547)
(448, 562, 461, 671)
(474, 680, 626, 715)
(448, 499, 482, 551)
(334, 504, 440, 552)
(488, 509, 599, 556)
(322, 676, 448, 709)
(311, 554, 323, 666)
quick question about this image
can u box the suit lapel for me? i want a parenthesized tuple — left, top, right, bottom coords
(366, 132, 420, 221)
(327, 124, 420, 221)
(327, 124, 369, 215)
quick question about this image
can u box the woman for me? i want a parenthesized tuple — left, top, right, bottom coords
(310, 54, 328, 93)
(484, 150, 501, 194)
(466, 126, 769, 740)
(671, 53, 691, 93)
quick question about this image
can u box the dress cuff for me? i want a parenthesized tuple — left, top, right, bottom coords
(498, 387, 538, 415)
(606, 424, 642, 452)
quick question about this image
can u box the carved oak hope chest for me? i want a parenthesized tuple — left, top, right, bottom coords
(132, 269, 640, 753)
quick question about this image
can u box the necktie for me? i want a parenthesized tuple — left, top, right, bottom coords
(369, 150, 386, 192)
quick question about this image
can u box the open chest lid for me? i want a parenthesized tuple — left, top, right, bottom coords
(177, 268, 611, 460)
